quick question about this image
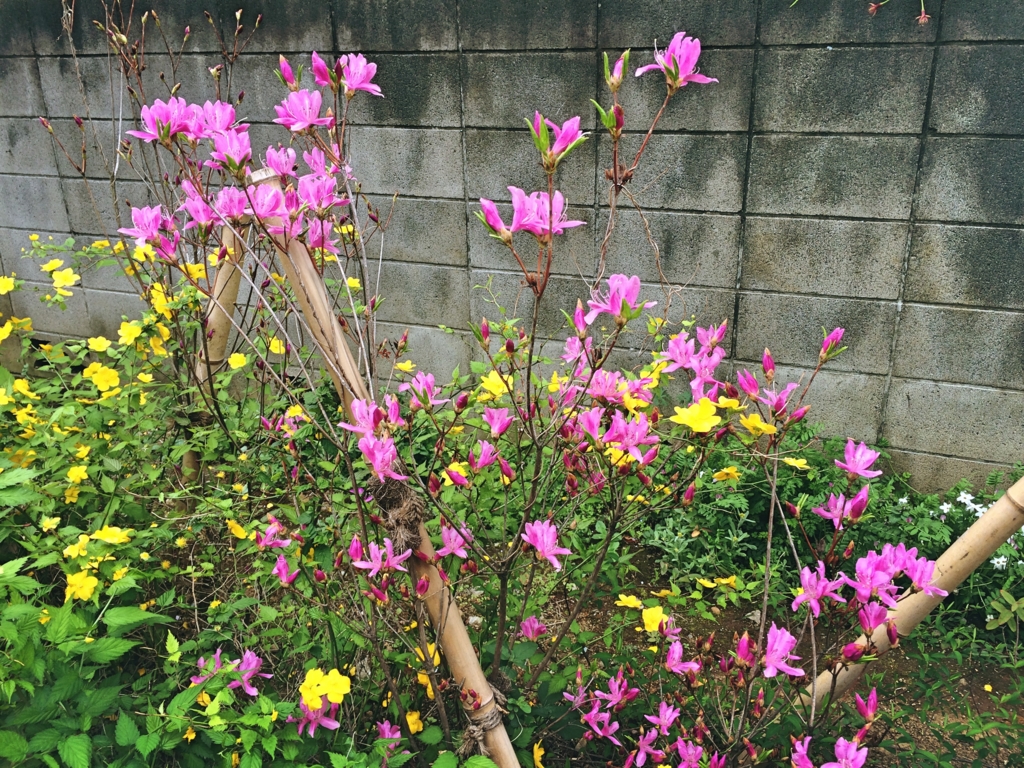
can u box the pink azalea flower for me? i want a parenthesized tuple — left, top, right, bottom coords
(835, 439, 883, 479)
(298, 173, 347, 211)
(311, 51, 332, 87)
(665, 641, 700, 676)
(348, 535, 364, 562)
(209, 128, 252, 172)
(762, 623, 804, 678)
(278, 55, 297, 88)
(180, 180, 215, 230)
(190, 648, 223, 684)
(792, 561, 846, 617)
(858, 602, 888, 634)
(272, 554, 299, 585)
(635, 32, 718, 91)
(762, 381, 799, 415)
(521, 519, 572, 571)
(904, 555, 947, 597)
(399, 371, 449, 409)
(256, 516, 292, 550)
(578, 407, 604, 444)
(856, 688, 878, 722)
(659, 333, 695, 373)
(477, 198, 510, 238)
(245, 184, 288, 221)
(118, 205, 168, 246)
(644, 701, 680, 736)
(519, 615, 547, 641)
(791, 736, 815, 768)
(377, 719, 402, 742)
(822, 738, 868, 768)
(508, 186, 585, 239)
(265, 145, 297, 177)
(602, 411, 659, 464)
(339, 397, 380, 437)
(844, 551, 899, 608)
(357, 435, 408, 481)
(585, 273, 656, 324)
(482, 407, 513, 438)
(582, 700, 622, 745)
(287, 695, 341, 737)
(227, 650, 272, 696)
(821, 326, 845, 358)
(675, 740, 703, 768)
(343, 54, 383, 98)
(197, 100, 241, 138)
(214, 186, 248, 223)
(737, 369, 759, 399)
(436, 523, 472, 559)
(469, 440, 499, 471)
(273, 89, 334, 132)
(127, 97, 199, 143)
(633, 727, 665, 767)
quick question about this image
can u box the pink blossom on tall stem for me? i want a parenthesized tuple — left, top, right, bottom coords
(288, 696, 341, 737)
(127, 97, 199, 143)
(477, 198, 512, 243)
(521, 519, 572, 571)
(585, 273, 656, 324)
(436, 522, 472, 559)
(190, 648, 223, 684)
(762, 382, 799, 416)
(342, 53, 383, 98)
(762, 623, 804, 677)
(792, 561, 847, 617)
(196, 100, 242, 137)
(273, 90, 334, 132)
(209, 128, 252, 172)
(298, 173, 348, 212)
(482, 407, 513, 438)
(245, 184, 288, 221)
(352, 539, 411, 578)
(821, 326, 845, 360)
(762, 348, 775, 381)
(904, 555, 948, 597)
(278, 55, 297, 89)
(519, 615, 547, 641)
(227, 650, 272, 696)
(528, 112, 587, 171)
(311, 51, 333, 87)
(632, 728, 665, 767)
(836, 439, 883, 479)
(595, 668, 639, 711)
(508, 187, 585, 239)
(855, 688, 878, 722)
(256, 516, 292, 550)
(339, 397, 379, 437)
(659, 333, 695, 373)
(265, 145, 297, 177)
(822, 738, 868, 768)
(737, 369, 759, 399)
(118, 205, 169, 246)
(357, 435, 408, 481)
(674, 740, 703, 768)
(582, 700, 622, 745)
(469, 440, 499, 471)
(399, 371, 449, 409)
(180, 180, 216, 230)
(858, 602, 888, 634)
(272, 554, 299, 585)
(791, 736, 815, 768)
(665, 640, 699, 675)
(844, 551, 900, 608)
(215, 186, 248, 223)
(635, 32, 718, 92)
(645, 700, 681, 736)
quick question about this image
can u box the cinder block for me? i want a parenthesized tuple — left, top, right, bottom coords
(0, 175, 70, 231)
(941, 0, 1024, 41)
(346, 54, 461, 128)
(747, 135, 919, 219)
(376, 321, 471, 381)
(609, 48, 752, 133)
(460, 0, 596, 49)
(735, 293, 896, 375)
(218, 0, 331, 53)
(78, 288, 146, 339)
(226, 55, 292, 121)
(348, 127, 464, 199)
(462, 53, 596, 129)
(47, 118, 139, 181)
(464, 129, 596, 205)
(0, 0, 36, 55)
(761, 0, 937, 44)
(0, 58, 45, 118)
(755, 47, 931, 134)
(742, 216, 906, 300)
(0, 119, 60, 177)
(63, 178, 154, 237)
(139, 52, 219, 110)
(893, 304, 1024, 390)
(468, 202, 594, 277)
(613, 133, 746, 213)
(906, 224, 1024, 311)
(7, 281, 94, 337)
(333, 0, 458, 51)
(887, 450, 1014, 493)
(882, 379, 1024, 465)
(918, 138, 1024, 225)
(931, 45, 1024, 135)
(37, 56, 118, 119)
(376, 260, 469, 328)
(600, 209, 740, 288)
(367, 197, 467, 267)
(598, 0, 757, 48)
(0, 228, 73, 274)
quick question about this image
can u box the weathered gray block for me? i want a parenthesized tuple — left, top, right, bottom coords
(941, 0, 1024, 41)
(918, 138, 1024, 225)
(464, 129, 596, 205)
(218, 0, 331, 53)
(367, 197, 467, 267)
(735, 293, 896, 375)
(459, 0, 596, 50)
(893, 305, 1024, 390)
(742, 216, 906, 300)
(931, 45, 1024, 135)
(468, 203, 594, 277)
(599, 0, 757, 48)
(755, 47, 931, 134)
(346, 54, 461, 128)
(78, 288, 147, 339)
(139, 51, 219, 108)
(462, 53, 596, 129)
(761, 0, 937, 44)
(7, 280, 94, 337)
(0, 0, 36, 55)
(613, 133, 747, 213)
(887, 450, 1014, 493)
(348, 127, 464, 198)
(62, 178, 152, 236)
(0, 119, 60, 177)
(0, 58, 45, 118)
(599, 209, 740, 288)
(747, 135, 919, 219)
(882, 379, 1024, 465)
(377, 321, 472, 380)
(906, 224, 1024, 311)
(37, 56, 120, 119)
(608, 48, 752, 133)
(0, 175, 70, 232)
(334, 0, 458, 51)
(48, 118, 138, 181)
(376, 261, 469, 328)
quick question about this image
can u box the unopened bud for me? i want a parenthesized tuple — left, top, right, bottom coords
(454, 392, 469, 412)
(480, 317, 490, 345)
(682, 483, 695, 506)
(505, 338, 515, 355)
(314, 568, 326, 583)
(416, 576, 430, 597)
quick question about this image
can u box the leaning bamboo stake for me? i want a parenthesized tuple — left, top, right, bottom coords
(251, 168, 517, 767)
(810, 475, 1024, 708)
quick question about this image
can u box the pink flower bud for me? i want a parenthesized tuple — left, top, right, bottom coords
(427, 473, 441, 497)
(855, 688, 878, 722)
(847, 484, 869, 523)
(788, 405, 809, 424)
(454, 392, 469, 412)
(480, 317, 490, 344)
(348, 535, 363, 562)
(886, 619, 899, 647)
(842, 642, 866, 662)
(682, 483, 695, 506)
(416, 576, 430, 597)
(505, 338, 515, 355)
(613, 103, 624, 131)
(820, 326, 845, 360)
(762, 348, 775, 382)
(314, 568, 326, 583)
(278, 55, 296, 89)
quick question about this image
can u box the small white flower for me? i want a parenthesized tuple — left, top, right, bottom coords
(898, 497, 908, 505)
(992, 556, 1008, 571)
(957, 491, 974, 505)
(939, 502, 952, 514)
(987, 614, 995, 622)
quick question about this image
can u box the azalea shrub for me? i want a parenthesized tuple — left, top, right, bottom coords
(0, 5, 1019, 768)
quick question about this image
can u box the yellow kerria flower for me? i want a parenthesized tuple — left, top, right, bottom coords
(67, 465, 89, 484)
(183, 727, 196, 743)
(208, 600, 222, 610)
(783, 457, 810, 471)
(91, 526, 132, 544)
(51, 268, 80, 289)
(285, 404, 305, 419)
(137, 372, 154, 383)
(149, 283, 172, 320)
(64, 486, 80, 504)
(185, 263, 207, 281)
(9, 316, 32, 332)
(346, 276, 361, 290)
(615, 594, 643, 609)
(226, 519, 247, 539)
(0, 274, 16, 294)
(92, 239, 110, 249)
(268, 337, 286, 354)
(298, 667, 352, 710)
(669, 398, 721, 433)
(38, 608, 50, 624)
(534, 741, 545, 768)
(227, 353, 247, 369)
(0, 321, 12, 344)
(63, 534, 90, 559)
(478, 370, 512, 402)
(65, 570, 99, 602)
(41, 258, 64, 272)
(739, 412, 777, 437)
(13, 379, 40, 400)
(650, 589, 674, 598)
(161, 560, 171, 570)
(87, 336, 111, 352)
(416, 670, 435, 699)
(118, 321, 143, 346)
(697, 578, 717, 588)
(414, 643, 441, 667)
(405, 710, 424, 735)
(176, 537, 187, 548)
(642, 605, 667, 632)
(75, 444, 91, 460)
(91, 366, 120, 392)
(82, 362, 103, 379)
(140, 552, 150, 561)
(713, 466, 741, 482)
(395, 360, 415, 373)
(112, 566, 129, 581)
(41, 516, 60, 532)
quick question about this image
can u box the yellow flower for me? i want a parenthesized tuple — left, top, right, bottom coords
(13, 379, 40, 400)
(268, 337, 286, 354)
(228, 353, 247, 369)
(984, 684, 993, 692)
(713, 466, 741, 483)
(91, 366, 120, 392)
(41, 258, 64, 273)
(285, 404, 305, 419)
(183, 727, 196, 743)
(209, 600, 222, 611)
(75, 444, 91, 460)
(715, 575, 737, 589)
(137, 372, 154, 383)
(650, 588, 674, 598)
(298, 668, 351, 710)
(112, 566, 129, 581)
(118, 321, 143, 346)
(64, 486, 80, 504)
(92, 239, 110, 249)
(185, 263, 207, 280)
(783, 457, 810, 471)
(615, 594, 643, 609)
(237, 453, 248, 462)
(67, 465, 89, 484)
(0, 322, 12, 344)
(41, 516, 60, 532)
(82, 362, 103, 379)
(696, 578, 717, 589)
(0, 388, 10, 406)
(92, 526, 132, 544)
(346, 276, 361, 290)
(133, 244, 155, 262)
(226, 519, 247, 539)
(270, 709, 278, 722)
(716, 397, 742, 410)
(9, 317, 32, 332)
(322, 668, 351, 704)
(739, 412, 777, 438)
(232, 753, 240, 768)
(0, 274, 15, 294)
(414, 643, 441, 667)
(669, 398, 721, 433)
(149, 336, 167, 357)
(161, 560, 171, 570)
(28, 234, 39, 241)
(87, 336, 111, 352)
(65, 570, 99, 602)
(176, 537, 187, 548)
(395, 360, 415, 373)
(63, 534, 90, 559)
(51, 268, 80, 289)
(150, 283, 172, 320)
(140, 552, 150, 561)
(642, 605, 667, 632)
(38, 608, 51, 624)
(478, 370, 512, 402)
(416, 670, 435, 699)
(533, 741, 545, 768)
(405, 710, 424, 735)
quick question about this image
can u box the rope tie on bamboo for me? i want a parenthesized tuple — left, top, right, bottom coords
(457, 685, 508, 757)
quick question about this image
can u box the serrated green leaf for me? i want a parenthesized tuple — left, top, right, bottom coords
(45, 603, 73, 644)
(165, 631, 179, 655)
(58, 734, 91, 768)
(102, 606, 170, 634)
(40, 755, 60, 768)
(0, 467, 39, 489)
(84, 638, 138, 664)
(27, 728, 61, 753)
(116, 713, 141, 747)
(0, 485, 42, 507)
(135, 732, 160, 757)
(261, 735, 277, 758)
(328, 753, 353, 768)
(106, 575, 138, 595)
(240, 752, 262, 768)
(418, 725, 443, 745)
(79, 685, 123, 718)
(0, 729, 28, 761)
(388, 753, 416, 768)
(431, 752, 458, 768)
(240, 729, 258, 752)
(463, 757, 500, 768)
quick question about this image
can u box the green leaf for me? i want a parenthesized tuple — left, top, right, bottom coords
(261, 735, 277, 759)
(431, 752, 458, 768)
(84, 638, 138, 664)
(102, 606, 171, 634)
(26, 728, 61, 753)
(167, 685, 201, 716)
(57, 734, 91, 768)
(135, 732, 160, 758)
(0, 485, 42, 507)
(79, 685, 122, 717)
(240, 753, 263, 768)
(116, 713, 141, 747)
(240, 729, 258, 752)
(463, 757, 500, 768)
(45, 603, 73, 644)
(388, 753, 416, 768)
(0, 467, 39, 489)
(100, 475, 117, 494)
(418, 725, 443, 745)
(328, 753, 354, 768)
(41, 755, 60, 768)
(0, 730, 28, 762)
(165, 631, 179, 655)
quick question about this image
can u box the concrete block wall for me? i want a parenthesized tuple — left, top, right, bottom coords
(0, 0, 1022, 489)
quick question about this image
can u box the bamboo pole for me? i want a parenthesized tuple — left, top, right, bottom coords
(809, 476, 1024, 708)
(195, 223, 248, 387)
(250, 169, 517, 767)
